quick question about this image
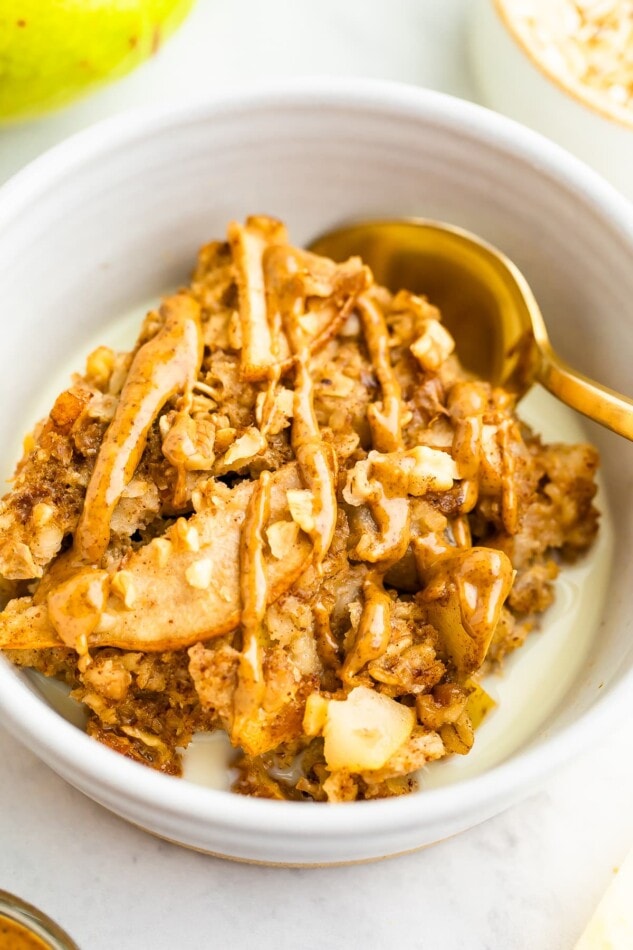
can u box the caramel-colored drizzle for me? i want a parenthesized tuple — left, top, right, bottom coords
(342, 573, 392, 683)
(498, 419, 519, 534)
(415, 540, 514, 677)
(291, 351, 338, 565)
(256, 306, 284, 439)
(451, 514, 472, 549)
(232, 246, 341, 724)
(449, 381, 486, 516)
(273, 257, 338, 568)
(357, 294, 403, 452)
(313, 601, 341, 671)
(75, 294, 203, 562)
(354, 490, 410, 564)
(411, 529, 454, 575)
(232, 470, 272, 738)
(343, 295, 410, 675)
(450, 382, 520, 532)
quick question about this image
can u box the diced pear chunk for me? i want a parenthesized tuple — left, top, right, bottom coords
(287, 489, 316, 534)
(407, 446, 458, 493)
(303, 693, 329, 736)
(323, 686, 415, 772)
(410, 319, 455, 370)
(221, 426, 266, 469)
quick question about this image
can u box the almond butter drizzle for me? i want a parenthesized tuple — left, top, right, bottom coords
(313, 601, 341, 671)
(342, 573, 393, 683)
(232, 471, 272, 739)
(270, 251, 338, 568)
(357, 294, 404, 452)
(291, 352, 338, 565)
(450, 382, 486, 480)
(498, 420, 519, 534)
(344, 296, 408, 677)
(416, 542, 514, 676)
(339, 300, 511, 682)
(75, 294, 203, 562)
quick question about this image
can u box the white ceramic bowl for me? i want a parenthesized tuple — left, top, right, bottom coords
(1, 80, 632, 866)
(470, 0, 633, 200)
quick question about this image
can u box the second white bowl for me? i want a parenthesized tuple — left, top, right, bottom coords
(470, 0, 633, 199)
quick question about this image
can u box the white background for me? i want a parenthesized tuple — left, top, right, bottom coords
(1, 2, 632, 948)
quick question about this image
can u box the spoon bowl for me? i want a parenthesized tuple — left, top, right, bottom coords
(310, 219, 633, 440)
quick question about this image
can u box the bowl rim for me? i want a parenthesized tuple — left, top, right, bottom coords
(1, 77, 632, 842)
(491, 0, 633, 131)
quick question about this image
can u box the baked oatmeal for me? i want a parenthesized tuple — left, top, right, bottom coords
(0, 216, 599, 800)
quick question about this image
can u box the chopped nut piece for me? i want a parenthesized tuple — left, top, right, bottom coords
(255, 387, 294, 435)
(162, 412, 215, 472)
(85, 345, 115, 389)
(266, 520, 300, 560)
(286, 489, 315, 534)
(221, 426, 266, 469)
(185, 558, 214, 590)
(340, 312, 361, 337)
(303, 692, 329, 736)
(325, 372, 356, 398)
(31, 503, 54, 528)
(82, 657, 131, 701)
(30, 524, 64, 562)
(111, 570, 137, 609)
(174, 520, 200, 553)
(214, 426, 237, 453)
(439, 710, 474, 755)
(368, 446, 459, 496)
(410, 319, 455, 370)
(152, 538, 173, 569)
(406, 446, 459, 493)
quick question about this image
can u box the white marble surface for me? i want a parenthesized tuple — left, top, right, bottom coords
(1, 2, 632, 948)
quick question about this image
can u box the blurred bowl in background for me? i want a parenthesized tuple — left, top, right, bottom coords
(470, 0, 633, 200)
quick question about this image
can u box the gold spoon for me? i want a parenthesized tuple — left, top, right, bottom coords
(309, 218, 633, 440)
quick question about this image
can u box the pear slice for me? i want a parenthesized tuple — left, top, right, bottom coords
(0, 464, 313, 653)
(0, 600, 62, 651)
(420, 547, 514, 677)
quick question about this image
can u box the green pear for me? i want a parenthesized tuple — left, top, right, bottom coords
(0, 0, 196, 122)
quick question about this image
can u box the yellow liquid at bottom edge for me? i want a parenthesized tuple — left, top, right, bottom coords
(0, 914, 52, 950)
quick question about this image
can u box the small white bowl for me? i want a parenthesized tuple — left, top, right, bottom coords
(0, 80, 633, 865)
(470, 0, 633, 200)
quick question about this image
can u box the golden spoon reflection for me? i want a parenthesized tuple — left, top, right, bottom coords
(309, 219, 633, 441)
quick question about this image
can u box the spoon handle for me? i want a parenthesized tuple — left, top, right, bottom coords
(537, 345, 633, 441)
